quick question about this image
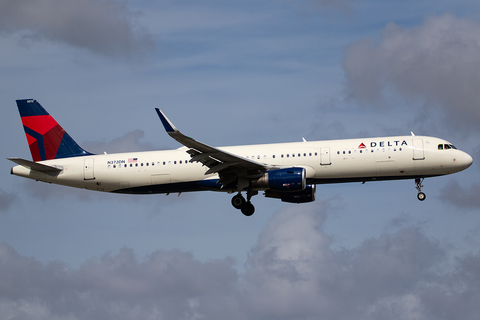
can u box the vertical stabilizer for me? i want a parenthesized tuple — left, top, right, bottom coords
(16, 99, 93, 161)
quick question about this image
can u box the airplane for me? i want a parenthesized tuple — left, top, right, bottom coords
(9, 99, 473, 216)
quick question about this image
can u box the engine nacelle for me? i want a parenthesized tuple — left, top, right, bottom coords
(265, 184, 316, 204)
(252, 167, 306, 192)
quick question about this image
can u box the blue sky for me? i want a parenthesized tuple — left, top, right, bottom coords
(1, 0, 480, 319)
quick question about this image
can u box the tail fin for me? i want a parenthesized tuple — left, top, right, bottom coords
(16, 99, 93, 162)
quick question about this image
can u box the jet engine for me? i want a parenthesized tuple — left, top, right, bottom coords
(265, 184, 316, 203)
(252, 167, 306, 192)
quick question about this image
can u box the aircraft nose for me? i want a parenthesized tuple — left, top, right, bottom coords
(463, 152, 473, 169)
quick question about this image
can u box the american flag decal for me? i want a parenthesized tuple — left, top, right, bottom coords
(128, 158, 138, 163)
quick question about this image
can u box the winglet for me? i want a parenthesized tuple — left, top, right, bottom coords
(155, 109, 178, 133)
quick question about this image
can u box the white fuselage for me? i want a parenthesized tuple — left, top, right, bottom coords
(11, 135, 473, 194)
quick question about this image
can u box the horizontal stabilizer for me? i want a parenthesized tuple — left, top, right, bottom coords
(8, 158, 62, 173)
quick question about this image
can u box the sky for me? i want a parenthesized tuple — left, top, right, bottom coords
(1, 0, 480, 319)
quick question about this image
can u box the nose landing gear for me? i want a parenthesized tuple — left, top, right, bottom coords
(415, 178, 426, 201)
(231, 191, 257, 216)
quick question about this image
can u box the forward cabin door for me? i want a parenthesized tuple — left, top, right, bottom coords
(320, 147, 331, 165)
(83, 158, 95, 180)
(413, 138, 425, 160)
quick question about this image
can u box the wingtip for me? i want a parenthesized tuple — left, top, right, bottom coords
(155, 109, 177, 133)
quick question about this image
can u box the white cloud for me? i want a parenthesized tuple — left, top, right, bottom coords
(343, 14, 480, 132)
(0, 0, 154, 58)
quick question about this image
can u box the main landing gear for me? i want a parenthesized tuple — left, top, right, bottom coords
(231, 191, 257, 216)
(415, 178, 426, 201)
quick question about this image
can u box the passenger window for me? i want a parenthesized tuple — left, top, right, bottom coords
(438, 144, 444, 150)
(309, 153, 312, 156)
(130, 164, 133, 167)
(348, 151, 351, 154)
(359, 150, 362, 154)
(292, 154, 295, 157)
(287, 154, 290, 158)
(303, 153, 306, 157)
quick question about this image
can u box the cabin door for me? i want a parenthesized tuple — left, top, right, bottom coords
(413, 138, 425, 160)
(320, 147, 331, 165)
(83, 158, 95, 180)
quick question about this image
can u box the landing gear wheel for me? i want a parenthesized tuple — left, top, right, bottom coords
(231, 194, 246, 209)
(417, 192, 426, 201)
(241, 202, 255, 216)
(415, 178, 426, 201)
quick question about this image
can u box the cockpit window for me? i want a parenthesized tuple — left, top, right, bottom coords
(438, 143, 457, 150)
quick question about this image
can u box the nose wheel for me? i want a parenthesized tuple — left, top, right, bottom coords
(231, 191, 257, 216)
(415, 178, 426, 201)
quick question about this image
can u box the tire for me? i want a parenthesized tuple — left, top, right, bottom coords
(231, 194, 246, 209)
(241, 202, 255, 216)
(417, 192, 426, 201)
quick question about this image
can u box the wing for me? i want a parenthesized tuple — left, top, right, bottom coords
(156, 109, 268, 186)
(8, 158, 63, 173)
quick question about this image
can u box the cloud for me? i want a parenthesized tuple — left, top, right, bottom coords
(0, 189, 15, 212)
(0, 244, 240, 320)
(82, 129, 158, 154)
(0, 0, 154, 58)
(343, 14, 480, 132)
(439, 180, 480, 209)
(2, 205, 480, 319)
(243, 205, 446, 319)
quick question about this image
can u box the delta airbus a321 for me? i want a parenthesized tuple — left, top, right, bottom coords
(9, 99, 473, 216)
